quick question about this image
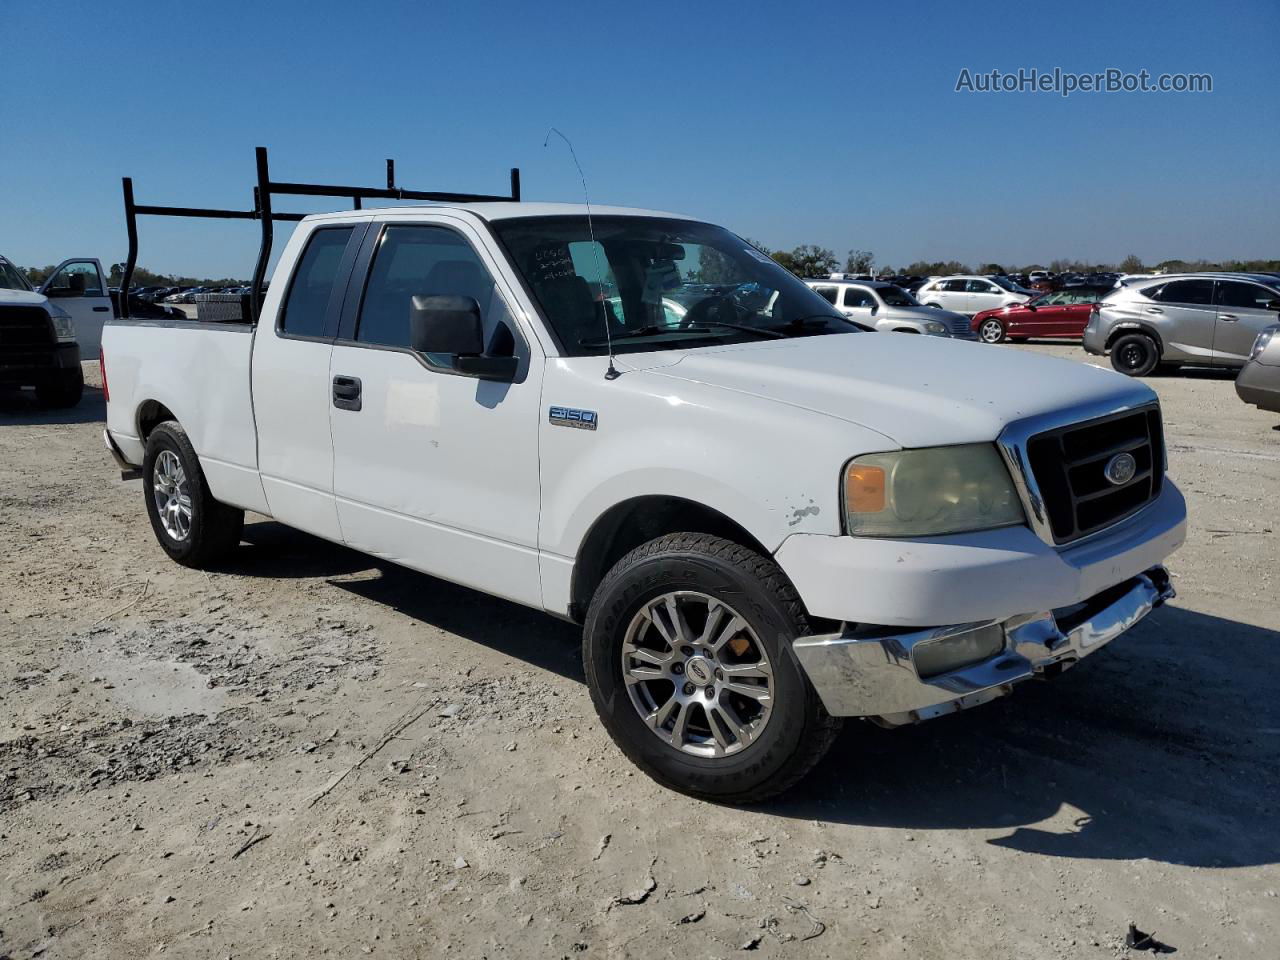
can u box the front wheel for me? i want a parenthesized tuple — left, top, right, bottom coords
(583, 533, 841, 803)
(143, 421, 244, 568)
(978, 318, 1006, 343)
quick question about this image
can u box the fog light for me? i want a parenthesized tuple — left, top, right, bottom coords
(913, 624, 1006, 679)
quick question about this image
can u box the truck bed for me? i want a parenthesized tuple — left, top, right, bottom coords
(102, 318, 269, 515)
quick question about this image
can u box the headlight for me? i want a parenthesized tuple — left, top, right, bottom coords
(843, 444, 1025, 537)
(1249, 327, 1275, 361)
(48, 306, 76, 342)
(924, 321, 949, 336)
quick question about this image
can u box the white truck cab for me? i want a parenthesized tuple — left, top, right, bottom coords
(101, 151, 1185, 801)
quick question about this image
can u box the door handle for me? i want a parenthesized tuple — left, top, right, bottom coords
(1219, 314, 1239, 322)
(93, 305, 110, 312)
(1144, 307, 1163, 314)
(332, 375, 362, 411)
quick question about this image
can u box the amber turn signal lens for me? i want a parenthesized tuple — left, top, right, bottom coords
(845, 464, 886, 513)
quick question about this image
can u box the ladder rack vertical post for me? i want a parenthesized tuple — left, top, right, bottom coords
(251, 147, 273, 324)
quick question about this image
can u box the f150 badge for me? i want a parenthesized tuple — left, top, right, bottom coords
(549, 406, 598, 431)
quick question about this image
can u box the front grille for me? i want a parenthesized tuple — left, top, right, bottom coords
(945, 314, 972, 337)
(0, 306, 56, 348)
(1025, 405, 1165, 543)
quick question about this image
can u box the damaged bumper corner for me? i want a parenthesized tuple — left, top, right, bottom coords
(104, 428, 143, 481)
(793, 566, 1174, 725)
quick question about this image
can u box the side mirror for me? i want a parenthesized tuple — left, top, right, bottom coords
(869, 304, 878, 315)
(409, 295, 517, 382)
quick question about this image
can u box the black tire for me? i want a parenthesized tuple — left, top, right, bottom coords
(1110, 333, 1160, 377)
(35, 367, 84, 408)
(978, 318, 1006, 344)
(583, 533, 842, 803)
(143, 421, 244, 568)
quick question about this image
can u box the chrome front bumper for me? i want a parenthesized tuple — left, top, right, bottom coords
(793, 566, 1174, 725)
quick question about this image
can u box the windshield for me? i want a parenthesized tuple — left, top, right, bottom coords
(877, 285, 918, 307)
(491, 216, 858, 355)
(0, 258, 33, 292)
(989, 275, 1033, 294)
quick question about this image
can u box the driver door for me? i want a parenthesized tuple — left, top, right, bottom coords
(328, 218, 545, 608)
(839, 285, 877, 324)
(40, 258, 112, 358)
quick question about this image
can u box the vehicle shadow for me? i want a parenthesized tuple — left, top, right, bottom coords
(219, 523, 1278, 867)
(0, 384, 105, 425)
(223, 520, 583, 678)
(765, 605, 1280, 868)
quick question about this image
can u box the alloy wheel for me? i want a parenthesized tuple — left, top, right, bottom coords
(152, 449, 193, 541)
(621, 591, 774, 758)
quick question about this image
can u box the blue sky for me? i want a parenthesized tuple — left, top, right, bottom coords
(3, 0, 1276, 277)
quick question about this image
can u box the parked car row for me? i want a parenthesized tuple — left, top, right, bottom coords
(127, 283, 257, 304)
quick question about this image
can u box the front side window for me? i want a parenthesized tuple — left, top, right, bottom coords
(492, 216, 854, 356)
(356, 225, 517, 355)
(843, 287, 875, 308)
(280, 227, 353, 337)
(45, 261, 104, 297)
(1215, 280, 1278, 310)
(967, 280, 998, 293)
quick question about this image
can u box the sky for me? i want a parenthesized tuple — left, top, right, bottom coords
(2, 0, 1277, 278)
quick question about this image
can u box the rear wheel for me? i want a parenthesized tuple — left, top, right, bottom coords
(143, 421, 244, 568)
(583, 533, 841, 803)
(1110, 333, 1160, 377)
(978, 318, 1006, 343)
(35, 367, 84, 408)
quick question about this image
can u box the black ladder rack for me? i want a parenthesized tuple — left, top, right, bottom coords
(121, 145, 521, 322)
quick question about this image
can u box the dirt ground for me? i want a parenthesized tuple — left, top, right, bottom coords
(2, 344, 1277, 959)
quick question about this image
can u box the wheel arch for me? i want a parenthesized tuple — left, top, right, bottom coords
(1105, 322, 1164, 354)
(136, 399, 179, 442)
(569, 495, 773, 622)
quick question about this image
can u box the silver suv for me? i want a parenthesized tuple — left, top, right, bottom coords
(805, 279, 976, 339)
(1084, 274, 1280, 376)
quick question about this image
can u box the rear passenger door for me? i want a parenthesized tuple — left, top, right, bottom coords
(1213, 280, 1280, 365)
(251, 223, 366, 543)
(327, 217, 545, 608)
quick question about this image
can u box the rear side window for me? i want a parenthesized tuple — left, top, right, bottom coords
(1215, 280, 1277, 309)
(810, 285, 837, 304)
(280, 227, 353, 337)
(1149, 279, 1213, 306)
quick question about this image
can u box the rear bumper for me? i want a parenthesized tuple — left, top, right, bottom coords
(104, 428, 143, 481)
(794, 566, 1174, 722)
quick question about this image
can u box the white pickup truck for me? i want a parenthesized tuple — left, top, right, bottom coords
(103, 168, 1186, 801)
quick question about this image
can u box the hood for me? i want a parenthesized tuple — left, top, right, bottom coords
(0, 287, 51, 308)
(635, 333, 1153, 448)
(879, 304, 967, 323)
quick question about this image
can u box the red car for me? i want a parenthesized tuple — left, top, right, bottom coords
(972, 286, 1112, 343)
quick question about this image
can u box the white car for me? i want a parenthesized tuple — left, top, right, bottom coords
(917, 275, 1034, 315)
(102, 158, 1186, 802)
(805, 279, 975, 339)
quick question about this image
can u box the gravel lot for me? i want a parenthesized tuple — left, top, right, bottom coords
(1, 343, 1277, 959)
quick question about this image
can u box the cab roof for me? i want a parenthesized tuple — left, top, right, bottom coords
(303, 201, 698, 224)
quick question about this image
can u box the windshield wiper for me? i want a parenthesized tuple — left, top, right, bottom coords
(579, 321, 783, 347)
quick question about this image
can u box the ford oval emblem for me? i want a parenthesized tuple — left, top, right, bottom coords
(1104, 452, 1138, 486)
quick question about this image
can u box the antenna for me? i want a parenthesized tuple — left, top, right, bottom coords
(544, 127, 620, 380)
